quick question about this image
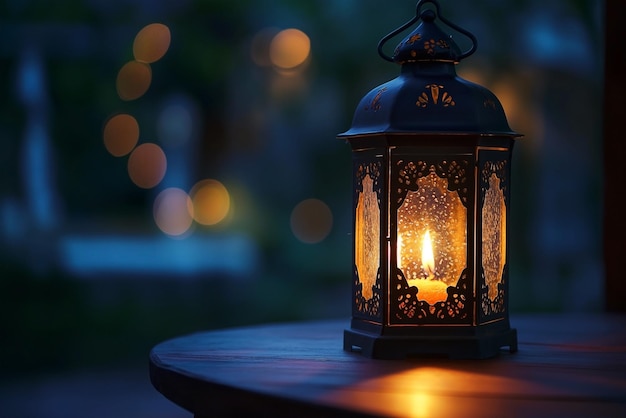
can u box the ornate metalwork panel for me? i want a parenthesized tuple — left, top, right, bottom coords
(479, 157, 510, 320)
(391, 157, 472, 324)
(353, 158, 383, 320)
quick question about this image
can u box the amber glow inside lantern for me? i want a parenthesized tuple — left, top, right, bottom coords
(340, 0, 521, 359)
(397, 171, 467, 305)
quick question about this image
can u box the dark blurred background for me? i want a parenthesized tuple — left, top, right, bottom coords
(0, 0, 603, 417)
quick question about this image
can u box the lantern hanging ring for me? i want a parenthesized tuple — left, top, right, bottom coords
(377, 0, 478, 62)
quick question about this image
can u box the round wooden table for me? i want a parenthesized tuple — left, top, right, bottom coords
(150, 314, 626, 418)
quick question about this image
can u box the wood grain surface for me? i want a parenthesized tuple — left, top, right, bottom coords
(150, 314, 626, 418)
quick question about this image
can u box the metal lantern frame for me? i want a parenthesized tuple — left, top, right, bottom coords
(339, 0, 521, 359)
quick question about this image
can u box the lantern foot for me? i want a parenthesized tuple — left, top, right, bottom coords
(344, 327, 518, 360)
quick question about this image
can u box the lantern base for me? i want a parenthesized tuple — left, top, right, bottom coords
(344, 327, 517, 360)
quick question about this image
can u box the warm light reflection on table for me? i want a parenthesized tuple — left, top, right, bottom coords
(323, 367, 530, 417)
(150, 314, 626, 418)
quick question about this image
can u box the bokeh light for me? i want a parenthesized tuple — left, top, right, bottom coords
(103, 113, 139, 157)
(190, 179, 230, 226)
(153, 188, 194, 237)
(127, 143, 167, 189)
(269, 28, 310, 70)
(116, 60, 152, 101)
(290, 198, 333, 244)
(133, 23, 171, 64)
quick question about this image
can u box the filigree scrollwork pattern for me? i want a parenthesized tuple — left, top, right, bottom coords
(395, 159, 469, 209)
(480, 265, 507, 317)
(480, 160, 509, 317)
(353, 265, 382, 319)
(391, 158, 471, 324)
(353, 160, 383, 319)
(480, 160, 509, 205)
(394, 34, 451, 60)
(355, 161, 383, 201)
(392, 267, 472, 323)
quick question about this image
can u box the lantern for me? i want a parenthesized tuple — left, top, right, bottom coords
(340, 0, 521, 359)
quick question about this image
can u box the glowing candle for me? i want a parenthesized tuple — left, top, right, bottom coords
(416, 230, 448, 304)
(422, 230, 435, 279)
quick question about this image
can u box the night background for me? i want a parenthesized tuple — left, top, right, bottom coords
(0, 1, 603, 417)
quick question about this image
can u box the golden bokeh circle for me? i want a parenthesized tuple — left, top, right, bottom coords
(133, 23, 171, 64)
(116, 61, 152, 101)
(189, 179, 231, 226)
(127, 143, 167, 189)
(103, 113, 139, 157)
(269, 28, 311, 70)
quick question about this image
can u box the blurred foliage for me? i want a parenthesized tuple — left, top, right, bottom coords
(0, 259, 347, 379)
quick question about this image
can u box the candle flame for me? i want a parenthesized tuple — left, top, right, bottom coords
(422, 230, 435, 277)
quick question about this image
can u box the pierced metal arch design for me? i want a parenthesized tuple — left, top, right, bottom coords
(480, 160, 509, 205)
(480, 159, 509, 317)
(481, 264, 508, 317)
(353, 265, 383, 319)
(353, 160, 384, 319)
(355, 161, 383, 204)
(395, 159, 470, 208)
(392, 267, 472, 323)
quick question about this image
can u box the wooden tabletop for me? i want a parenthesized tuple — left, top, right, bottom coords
(149, 314, 626, 418)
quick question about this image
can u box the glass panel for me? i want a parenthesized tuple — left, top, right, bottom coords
(355, 173, 380, 300)
(397, 170, 467, 305)
(482, 172, 506, 300)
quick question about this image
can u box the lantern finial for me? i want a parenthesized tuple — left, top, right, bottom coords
(378, 0, 478, 64)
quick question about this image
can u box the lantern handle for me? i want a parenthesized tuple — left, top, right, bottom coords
(377, 0, 478, 63)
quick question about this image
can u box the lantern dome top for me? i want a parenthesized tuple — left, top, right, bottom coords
(392, 10, 463, 64)
(377, 0, 478, 65)
(339, 0, 521, 139)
